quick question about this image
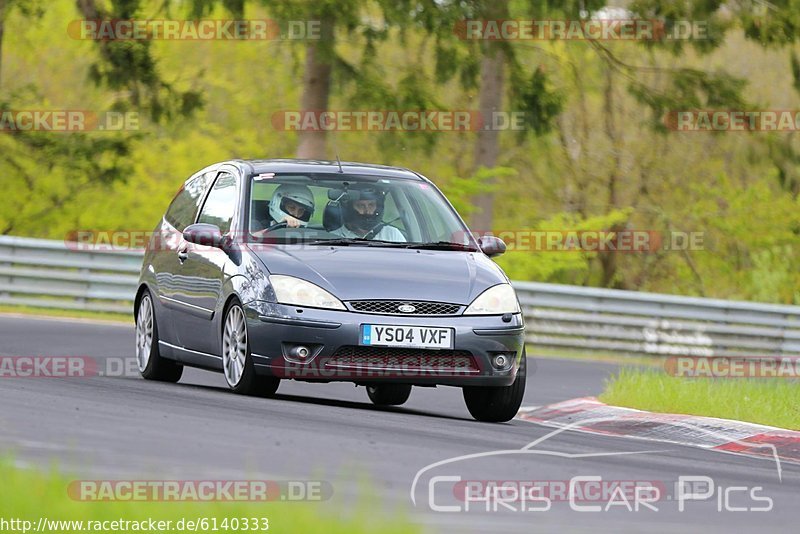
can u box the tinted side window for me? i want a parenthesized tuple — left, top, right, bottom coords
(165, 171, 214, 231)
(197, 172, 238, 234)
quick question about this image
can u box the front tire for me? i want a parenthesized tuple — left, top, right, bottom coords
(136, 290, 183, 383)
(366, 384, 412, 406)
(463, 353, 526, 422)
(222, 300, 280, 397)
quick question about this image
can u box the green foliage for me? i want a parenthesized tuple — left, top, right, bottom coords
(1, 0, 800, 305)
(749, 246, 800, 304)
(439, 166, 512, 216)
(80, 0, 204, 122)
(738, 0, 800, 45)
(628, 0, 731, 52)
(0, 85, 135, 234)
(792, 50, 800, 93)
(495, 209, 633, 283)
(629, 69, 749, 132)
(510, 66, 563, 138)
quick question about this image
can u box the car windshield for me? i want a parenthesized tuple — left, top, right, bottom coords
(247, 172, 477, 249)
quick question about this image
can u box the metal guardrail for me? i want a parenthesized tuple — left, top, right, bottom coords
(515, 281, 800, 358)
(1, 235, 799, 358)
(0, 236, 142, 314)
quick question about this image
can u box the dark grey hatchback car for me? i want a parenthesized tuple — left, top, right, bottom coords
(135, 159, 526, 421)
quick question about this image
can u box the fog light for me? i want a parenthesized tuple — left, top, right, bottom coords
(493, 354, 509, 369)
(289, 346, 310, 360)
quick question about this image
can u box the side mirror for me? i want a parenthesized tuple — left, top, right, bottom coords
(183, 223, 224, 248)
(478, 235, 506, 258)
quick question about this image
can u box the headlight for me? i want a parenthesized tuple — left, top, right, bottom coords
(464, 284, 520, 315)
(269, 275, 346, 310)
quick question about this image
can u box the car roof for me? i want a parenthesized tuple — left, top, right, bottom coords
(226, 159, 425, 181)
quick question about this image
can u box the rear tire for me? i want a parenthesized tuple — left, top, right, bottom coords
(222, 299, 280, 397)
(463, 352, 526, 422)
(136, 290, 183, 383)
(366, 384, 412, 406)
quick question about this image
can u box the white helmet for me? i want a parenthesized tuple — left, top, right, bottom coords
(269, 184, 315, 227)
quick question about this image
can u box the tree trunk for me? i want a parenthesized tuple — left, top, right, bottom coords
(469, 0, 508, 233)
(75, 0, 99, 20)
(599, 67, 625, 288)
(296, 16, 334, 160)
(0, 0, 7, 90)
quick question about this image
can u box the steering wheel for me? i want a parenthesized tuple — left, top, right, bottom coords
(257, 222, 288, 234)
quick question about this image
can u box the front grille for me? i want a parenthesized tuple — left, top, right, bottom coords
(348, 300, 461, 316)
(326, 346, 479, 373)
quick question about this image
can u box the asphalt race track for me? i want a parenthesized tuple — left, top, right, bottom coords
(1, 315, 798, 533)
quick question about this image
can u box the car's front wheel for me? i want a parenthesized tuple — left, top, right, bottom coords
(462, 352, 526, 422)
(222, 300, 280, 397)
(136, 290, 183, 382)
(366, 384, 412, 406)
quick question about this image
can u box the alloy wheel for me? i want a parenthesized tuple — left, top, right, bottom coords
(222, 305, 248, 387)
(135, 295, 154, 372)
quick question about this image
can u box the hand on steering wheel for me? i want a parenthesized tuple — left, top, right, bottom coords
(266, 222, 288, 232)
(253, 222, 287, 236)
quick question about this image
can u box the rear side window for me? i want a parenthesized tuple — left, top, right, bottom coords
(164, 171, 214, 231)
(197, 172, 238, 234)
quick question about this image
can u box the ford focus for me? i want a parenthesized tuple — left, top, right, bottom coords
(134, 159, 526, 422)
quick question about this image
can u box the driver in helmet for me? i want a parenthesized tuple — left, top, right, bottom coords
(266, 184, 315, 229)
(333, 186, 405, 242)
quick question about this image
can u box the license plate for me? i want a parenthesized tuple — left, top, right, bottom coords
(360, 325, 454, 349)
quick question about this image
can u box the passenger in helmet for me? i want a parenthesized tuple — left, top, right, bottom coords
(268, 184, 315, 228)
(333, 186, 405, 242)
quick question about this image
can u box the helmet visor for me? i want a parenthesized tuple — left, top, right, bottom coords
(280, 196, 313, 222)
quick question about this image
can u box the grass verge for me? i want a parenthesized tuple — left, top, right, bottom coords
(0, 460, 417, 534)
(599, 367, 800, 430)
(527, 346, 661, 367)
(0, 304, 131, 324)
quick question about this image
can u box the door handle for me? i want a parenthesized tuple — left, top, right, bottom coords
(177, 246, 188, 263)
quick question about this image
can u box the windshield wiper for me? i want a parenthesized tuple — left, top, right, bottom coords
(404, 241, 479, 252)
(305, 239, 477, 250)
(306, 238, 406, 247)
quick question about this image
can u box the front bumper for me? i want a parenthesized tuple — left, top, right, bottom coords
(245, 302, 525, 387)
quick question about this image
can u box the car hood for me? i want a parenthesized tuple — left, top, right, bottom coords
(249, 245, 508, 304)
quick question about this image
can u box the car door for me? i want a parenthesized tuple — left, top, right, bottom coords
(172, 169, 240, 356)
(153, 169, 217, 346)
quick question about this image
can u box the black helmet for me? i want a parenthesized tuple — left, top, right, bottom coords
(343, 185, 384, 232)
